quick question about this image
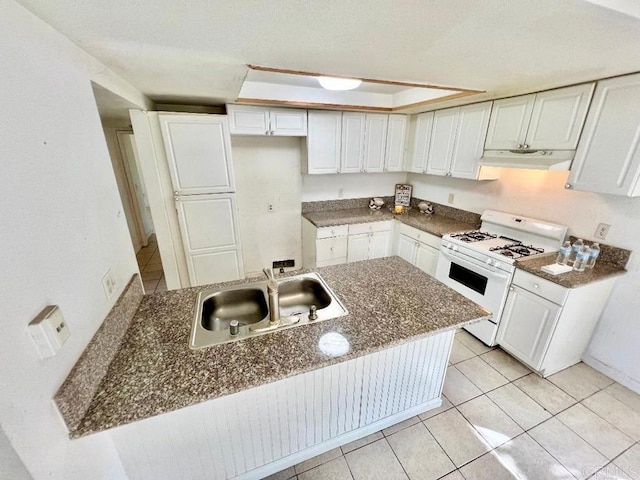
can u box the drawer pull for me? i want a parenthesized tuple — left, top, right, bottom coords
(533, 283, 539, 289)
(330, 247, 334, 252)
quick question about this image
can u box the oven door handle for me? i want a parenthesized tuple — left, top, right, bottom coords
(439, 249, 511, 280)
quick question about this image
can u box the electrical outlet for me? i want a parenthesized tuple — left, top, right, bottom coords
(594, 223, 611, 240)
(102, 269, 117, 299)
(448, 193, 455, 204)
(267, 203, 274, 213)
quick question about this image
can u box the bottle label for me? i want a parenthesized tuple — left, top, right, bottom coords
(590, 250, 600, 259)
(577, 251, 590, 261)
(560, 247, 570, 255)
(572, 245, 581, 252)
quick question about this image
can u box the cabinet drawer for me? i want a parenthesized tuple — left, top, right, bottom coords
(316, 225, 348, 239)
(512, 269, 568, 306)
(397, 223, 441, 249)
(348, 220, 393, 235)
(317, 237, 348, 261)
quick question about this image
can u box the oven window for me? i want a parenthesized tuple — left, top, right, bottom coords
(449, 263, 488, 295)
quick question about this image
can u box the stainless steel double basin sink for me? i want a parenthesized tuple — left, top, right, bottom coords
(190, 272, 348, 349)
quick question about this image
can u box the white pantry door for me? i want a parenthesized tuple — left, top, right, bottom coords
(159, 113, 235, 194)
(175, 193, 244, 286)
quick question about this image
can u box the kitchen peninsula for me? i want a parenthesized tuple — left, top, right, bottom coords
(55, 256, 489, 480)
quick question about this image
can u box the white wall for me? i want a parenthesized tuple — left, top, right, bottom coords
(0, 1, 150, 478)
(233, 136, 302, 276)
(408, 169, 640, 391)
(301, 172, 408, 201)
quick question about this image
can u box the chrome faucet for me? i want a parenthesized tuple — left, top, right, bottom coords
(263, 267, 280, 325)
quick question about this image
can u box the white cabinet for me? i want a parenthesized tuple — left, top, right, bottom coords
(363, 114, 388, 173)
(426, 102, 492, 179)
(175, 193, 243, 286)
(305, 111, 408, 174)
(408, 112, 434, 173)
(302, 220, 348, 268)
(384, 114, 408, 172)
(159, 113, 235, 194)
(485, 84, 594, 150)
(497, 269, 617, 377)
(306, 110, 342, 174)
(227, 105, 307, 136)
(394, 223, 441, 277)
(567, 73, 640, 196)
(347, 221, 393, 263)
(341, 112, 366, 173)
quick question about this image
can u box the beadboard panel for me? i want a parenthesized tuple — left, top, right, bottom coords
(110, 330, 454, 480)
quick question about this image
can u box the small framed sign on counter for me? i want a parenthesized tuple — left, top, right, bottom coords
(394, 184, 412, 206)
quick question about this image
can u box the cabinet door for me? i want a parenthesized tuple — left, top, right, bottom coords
(269, 108, 308, 136)
(526, 84, 595, 150)
(568, 73, 640, 196)
(415, 242, 439, 277)
(396, 234, 417, 264)
(174, 193, 244, 286)
(341, 112, 366, 173)
(159, 114, 235, 194)
(497, 286, 561, 370)
(409, 112, 434, 173)
(363, 114, 388, 173)
(426, 108, 459, 176)
(369, 231, 391, 260)
(484, 94, 535, 150)
(226, 105, 270, 135)
(307, 111, 341, 174)
(449, 102, 492, 179)
(347, 234, 371, 263)
(384, 115, 408, 172)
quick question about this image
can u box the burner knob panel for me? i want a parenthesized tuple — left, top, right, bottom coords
(452, 245, 458, 251)
(485, 258, 493, 266)
(494, 262, 501, 268)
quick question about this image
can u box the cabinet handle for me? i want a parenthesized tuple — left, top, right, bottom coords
(509, 286, 514, 292)
(331, 230, 335, 235)
(565, 183, 572, 189)
(523, 144, 529, 149)
(533, 283, 539, 289)
(517, 144, 523, 149)
(265, 130, 269, 135)
(330, 247, 334, 252)
(363, 168, 368, 173)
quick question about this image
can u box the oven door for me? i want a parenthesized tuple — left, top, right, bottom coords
(435, 248, 512, 345)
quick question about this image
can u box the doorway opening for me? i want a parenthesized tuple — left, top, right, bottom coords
(91, 82, 166, 293)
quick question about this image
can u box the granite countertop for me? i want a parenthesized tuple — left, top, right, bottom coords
(71, 257, 490, 438)
(302, 208, 478, 238)
(515, 253, 627, 288)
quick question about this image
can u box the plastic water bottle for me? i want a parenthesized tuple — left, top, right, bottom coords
(556, 241, 571, 265)
(586, 243, 600, 269)
(568, 238, 584, 265)
(573, 245, 590, 272)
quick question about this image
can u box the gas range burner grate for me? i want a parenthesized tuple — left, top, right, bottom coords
(449, 230, 497, 243)
(490, 243, 545, 259)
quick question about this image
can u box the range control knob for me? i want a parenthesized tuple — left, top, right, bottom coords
(494, 262, 501, 268)
(452, 245, 458, 252)
(485, 258, 493, 266)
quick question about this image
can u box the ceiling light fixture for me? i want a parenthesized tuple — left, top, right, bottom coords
(318, 76, 362, 91)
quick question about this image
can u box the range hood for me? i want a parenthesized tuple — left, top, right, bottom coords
(479, 149, 573, 171)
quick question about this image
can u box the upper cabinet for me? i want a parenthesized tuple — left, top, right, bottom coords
(305, 111, 408, 174)
(227, 105, 307, 136)
(425, 102, 492, 179)
(485, 84, 594, 150)
(408, 112, 434, 173)
(567, 73, 640, 196)
(306, 110, 342, 175)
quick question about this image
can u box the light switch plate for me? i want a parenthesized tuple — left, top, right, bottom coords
(28, 305, 70, 358)
(102, 269, 117, 299)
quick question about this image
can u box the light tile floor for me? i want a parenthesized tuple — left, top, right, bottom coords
(267, 329, 640, 480)
(136, 234, 167, 294)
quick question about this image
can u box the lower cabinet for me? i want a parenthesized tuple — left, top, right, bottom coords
(394, 223, 441, 277)
(347, 223, 392, 263)
(497, 269, 616, 377)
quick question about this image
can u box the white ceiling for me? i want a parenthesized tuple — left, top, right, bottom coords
(17, 0, 640, 110)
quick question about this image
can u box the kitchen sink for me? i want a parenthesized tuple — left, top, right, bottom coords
(190, 272, 348, 349)
(277, 277, 332, 317)
(200, 288, 268, 331)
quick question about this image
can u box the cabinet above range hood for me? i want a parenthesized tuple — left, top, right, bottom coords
(479, 83, 595, 171)
(479, 149, 574, 170)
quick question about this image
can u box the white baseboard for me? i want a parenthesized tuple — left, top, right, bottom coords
(233, 397, 443, 480)
(582, 353, 640, 394)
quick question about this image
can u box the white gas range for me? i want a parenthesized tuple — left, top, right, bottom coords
(435, 210, 567, 346)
